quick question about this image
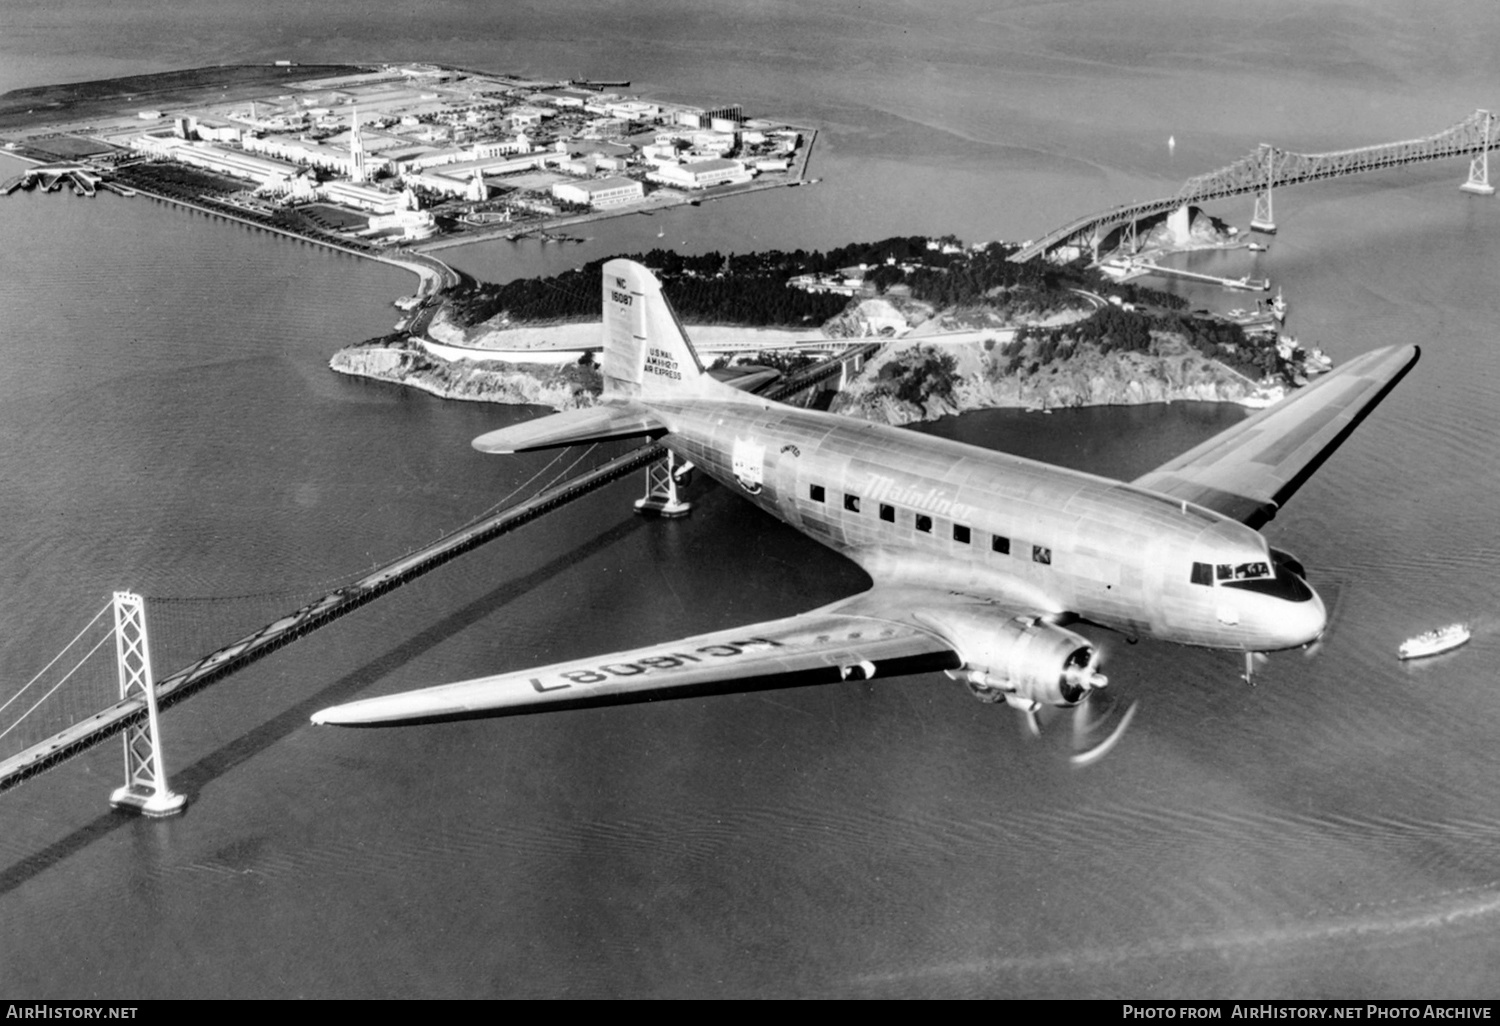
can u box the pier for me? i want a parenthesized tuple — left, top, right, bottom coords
(1105, 258, 1270, 292)
(2, 163, 102, 197)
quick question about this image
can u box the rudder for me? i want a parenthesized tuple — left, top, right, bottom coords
(601, 258, 719, 401)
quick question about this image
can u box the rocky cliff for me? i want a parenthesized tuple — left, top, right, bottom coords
(831, 335, 1255, 425)
(329, 339, 601, 409)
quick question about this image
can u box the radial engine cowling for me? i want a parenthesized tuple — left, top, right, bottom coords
(940, 615, 1107, 709)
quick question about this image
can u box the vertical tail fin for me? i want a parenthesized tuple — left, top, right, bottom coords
(601, 258, 723, 401)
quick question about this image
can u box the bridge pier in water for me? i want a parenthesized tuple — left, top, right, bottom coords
(634, 450, 693, 518)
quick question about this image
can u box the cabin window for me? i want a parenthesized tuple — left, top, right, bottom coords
(991, 535, 1010, 555)
(953, 524, 971, 544)
(1191, 561, 1214, 586)
(810, 484, 825, 503)
(915, 514, 932, 534)
(844, 494, 860, 513)
(1033, 545, 1052, 565)
(879, 503, 895, 523)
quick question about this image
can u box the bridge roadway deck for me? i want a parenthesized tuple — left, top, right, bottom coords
(1010, 109, 1498, 263)
(0, 345, 878, 794)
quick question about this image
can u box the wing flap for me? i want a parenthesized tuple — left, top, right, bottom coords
(1131, 344, 1419, 526)
(473, 403, 665, 454)
(312, 597, 961, 727)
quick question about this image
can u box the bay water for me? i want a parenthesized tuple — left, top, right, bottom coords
(1, 1, 1499, 997)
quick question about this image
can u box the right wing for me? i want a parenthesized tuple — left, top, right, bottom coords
(311, 590, 965, 727)
(1131, 344, 1419, 527)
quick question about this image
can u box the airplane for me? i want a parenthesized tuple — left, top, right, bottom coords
(312, 258, 1419, 763)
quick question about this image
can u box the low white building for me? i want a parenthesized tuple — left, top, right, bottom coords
(472, 134, 532, 159)
(649, 158, 750, 190)
(605, 100, 660, 121)
(129, 134, 300, 187)
(367, 208, 437, 240)
(320, 180, 405, 214)
(551, 176, 645, 208)
(243, 133, 388, 179)
(640, 144, 678, 167)
(195, 123, 243, 144)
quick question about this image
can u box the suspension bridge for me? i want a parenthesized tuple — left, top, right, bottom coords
(1010, 108, 1497, 264)
(0, 344, 879, 809)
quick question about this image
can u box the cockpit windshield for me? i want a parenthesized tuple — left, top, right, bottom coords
(1217, 562, 1270, 582)
(1190, 553, 1313, 601)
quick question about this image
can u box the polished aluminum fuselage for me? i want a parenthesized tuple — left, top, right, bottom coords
(648, 396, 1325, 653)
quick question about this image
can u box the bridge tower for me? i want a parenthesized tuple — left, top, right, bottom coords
(108, 591, 186, 818)
(1250, 144, 1277, 234)
(1461, 109, 1495, 196)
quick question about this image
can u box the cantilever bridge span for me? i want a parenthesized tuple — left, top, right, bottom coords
(1010, 108, 1497, 264)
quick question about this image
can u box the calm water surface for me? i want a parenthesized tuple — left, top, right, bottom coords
(1, 1, 1499, 998)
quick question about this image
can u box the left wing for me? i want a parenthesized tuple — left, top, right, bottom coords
(311, 592, 963, 727)
(1131, 344, 1419, 527)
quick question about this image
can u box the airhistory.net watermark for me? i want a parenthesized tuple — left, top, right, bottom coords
(5, 1008, 138, 1019)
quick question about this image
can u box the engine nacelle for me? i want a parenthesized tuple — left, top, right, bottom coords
(938, 614, 1107, 709)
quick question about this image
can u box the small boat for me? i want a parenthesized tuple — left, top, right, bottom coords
(1270, 287, 1288, 322)
(1398, 623, 1471, 660)
(1247, 242, 1266, 252)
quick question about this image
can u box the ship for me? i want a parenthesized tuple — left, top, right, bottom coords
(1398, 623, 1471, 660)
(1270, 288, 1288, 322)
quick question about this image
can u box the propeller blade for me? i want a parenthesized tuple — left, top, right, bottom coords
(1071, 696, 1140, 767)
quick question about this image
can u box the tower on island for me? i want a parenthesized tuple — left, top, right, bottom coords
(349, 106, 366, 184)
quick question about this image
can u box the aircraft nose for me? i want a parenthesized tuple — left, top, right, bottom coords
(1284, 585, 1328, 648)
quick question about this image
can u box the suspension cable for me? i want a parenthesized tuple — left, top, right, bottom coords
(0, 601, 112, 720)
(0, 629, 116, 744)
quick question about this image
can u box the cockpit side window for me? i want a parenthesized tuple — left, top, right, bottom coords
(1190, 562, 1214, 586)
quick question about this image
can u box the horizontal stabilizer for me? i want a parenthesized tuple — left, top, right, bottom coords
(472, 404, 666, 454)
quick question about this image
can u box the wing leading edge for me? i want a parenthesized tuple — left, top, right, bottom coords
(1131, 344, 1419, 527)
(311, 592, 964, 727)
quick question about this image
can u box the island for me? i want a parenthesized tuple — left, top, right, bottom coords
(330, 234, 1333, 423)
(1, 62, 815, 254)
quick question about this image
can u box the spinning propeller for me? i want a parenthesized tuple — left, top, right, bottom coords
(1017, 645, 1139, 767)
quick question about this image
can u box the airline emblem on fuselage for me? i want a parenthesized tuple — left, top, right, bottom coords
(732, 438, 765, 495)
